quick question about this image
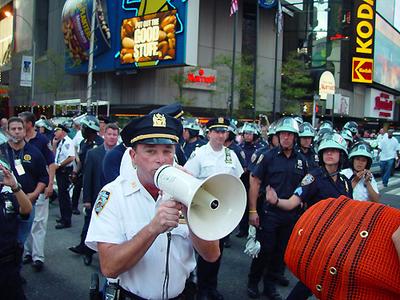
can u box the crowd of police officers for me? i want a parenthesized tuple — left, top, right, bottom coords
(0, 102, 381, 300)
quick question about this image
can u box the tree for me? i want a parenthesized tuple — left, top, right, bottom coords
(212, 53, 263, 118)
(170, 67, 197, 106)
(37, 49, 69, 102)
(280, 51, 313, 114)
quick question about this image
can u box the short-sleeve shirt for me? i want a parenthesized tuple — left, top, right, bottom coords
(341, 168, 378, 201)
(28, 131, 55, 166)
(6, 143, 49, 194)
(294, 167, 353, 207)
(55, 136, 75, 166)
(252, 147, 308, 199)
(378, 136, 399, 161)
(184, 143, 244, 180)
(85, 170, 196, 299)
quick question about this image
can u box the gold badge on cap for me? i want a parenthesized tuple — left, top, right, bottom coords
(153, 113, 167, 127)
(218, 117, 224, 124)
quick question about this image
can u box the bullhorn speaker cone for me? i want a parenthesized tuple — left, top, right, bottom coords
(154, 165, 247, 241)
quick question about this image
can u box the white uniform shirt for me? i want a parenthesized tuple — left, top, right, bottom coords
(72, 130, 84, 152)
(378, 136, 399, 161)
(341, 168, 379, 201)
(85, 168, 196, 299)
(184, 143, 244, 180)
(55, 136, 75, 166)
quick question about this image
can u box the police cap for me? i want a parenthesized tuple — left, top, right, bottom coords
(54, 124, 70, 133)
(121, 113, 182, 147)
(150, 103, 184, 119)
(206, 117, 230, 132)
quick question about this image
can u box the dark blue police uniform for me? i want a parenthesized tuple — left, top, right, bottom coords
(183, 137, 207, 159)
(0, 191, 28, 300)
(240, 141, 263, 166)
(286, 167, 352, 300)
(28, 132, 55, 166)
(296, 146, 319, 171)
(248, 146, 307, 294)
(71, 135, 103, 211)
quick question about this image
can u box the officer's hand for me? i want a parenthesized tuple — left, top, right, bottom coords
(266, 185, 278, 205)
(27, 193, 38, 204)
(83, 202, 92, 209)
(151, 200, 182, 234)
(44, 185, 53, 198)
(249, 212, 259, 228)
(0, 165, 17, 188)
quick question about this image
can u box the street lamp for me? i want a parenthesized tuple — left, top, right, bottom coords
(5, 10, 36, 112)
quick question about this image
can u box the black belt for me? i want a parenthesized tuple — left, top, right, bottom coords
(120, 287, 182, 300)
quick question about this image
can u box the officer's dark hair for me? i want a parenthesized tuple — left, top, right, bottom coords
(8, 116, 25, 128)
(18, 111, 36, 126)
(227, 131, 236, 142)
(105, 123, 120, 134)
(98, 115, 110, 124)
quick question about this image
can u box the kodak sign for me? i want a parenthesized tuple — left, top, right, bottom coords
(351, 0, 376, 83)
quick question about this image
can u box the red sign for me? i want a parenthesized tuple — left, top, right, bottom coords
(374, 92, 393, 111)
(352, 57, 373, 83)
(187, 69, 216, 84)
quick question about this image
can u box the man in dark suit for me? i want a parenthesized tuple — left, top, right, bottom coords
(69, 123, 119, 265)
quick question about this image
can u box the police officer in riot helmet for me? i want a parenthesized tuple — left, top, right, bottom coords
(267, 122, 279, 149)
(266, 132, 352, 300)
(343, 121, 361, 142)
(297, 122, 319, 170)
(247, 117, 308, 300)
(182, 118, 207, 158)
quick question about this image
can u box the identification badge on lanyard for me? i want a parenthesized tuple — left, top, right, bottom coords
(15, 159, 26, 176)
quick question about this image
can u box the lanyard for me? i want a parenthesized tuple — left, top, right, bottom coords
(55, 139, 65, 164)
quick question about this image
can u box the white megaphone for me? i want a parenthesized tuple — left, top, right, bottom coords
(154, 165, 247, 241)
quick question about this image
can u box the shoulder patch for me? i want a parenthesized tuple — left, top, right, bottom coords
(251, 153, 257, 163)
(301, 174, 315, 186)
(23, 154, 31, 161)
(94, 190, 111, 215)
(256, 154, 264, 165)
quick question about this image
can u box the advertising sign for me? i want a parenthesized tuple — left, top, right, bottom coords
(364, 88, 395, 120)
(62, 0, 199, 73)
(20, 55, 32, 87)
(319, 71, 335, 100)
(351, 0, 376, 83)
(182, 67, 217, 91)
(373, 14, 400, 92)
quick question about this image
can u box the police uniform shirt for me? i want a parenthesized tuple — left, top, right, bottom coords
(183, 138, 207, 159)
(294, 167, 353, 207)
(0, 189, 21, 250)
(296, 145, 319, 171)
(341, 168, 378, 201)
(6, 143, 49, 194)
(228, 142, 247, 168)
(28, 131, 55, 166)
(248, 145, 269, 174)
(78, 135, 104, 171)
(55, 135, 75, 167)
(240, 141, 263, 166)
(85, 169, 196, 299)
(252, 146, 307, 200)
(184, 143, 244, 180)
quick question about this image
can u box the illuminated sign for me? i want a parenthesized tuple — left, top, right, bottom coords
(62, 0, 200, 74)
(351, 0, 376, 83)
(183, 67, 217, 91)
(319, 71, 335, 100)
(364, 88, 395, 120)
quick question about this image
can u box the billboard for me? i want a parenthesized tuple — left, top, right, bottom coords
(351, 0, 376, 83)
(62, 0, 199, 73)
(373, 14, 400, 92)
(364, 88, 395, 120)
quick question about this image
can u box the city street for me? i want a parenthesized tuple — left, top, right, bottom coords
(23, 174, 400, 300)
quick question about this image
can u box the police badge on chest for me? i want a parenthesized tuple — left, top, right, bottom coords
(296, 159, 303, 170)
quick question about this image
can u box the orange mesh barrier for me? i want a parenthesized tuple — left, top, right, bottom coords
(285, 196, 400, 300)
